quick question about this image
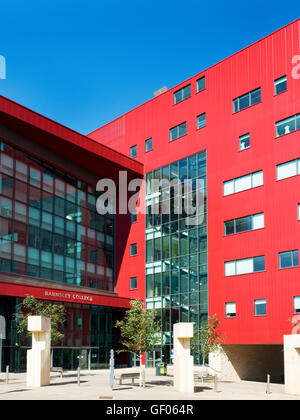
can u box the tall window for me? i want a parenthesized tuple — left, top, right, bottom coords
(196, 76, 205, 93)
(254, 299, 266, 316)
(225, 302, 236, 318)
(225, 256, 265, 276)
(169, 122, 187, 141)
(197, 113, 206, 129)
(239, 133, 250, 151)
(224, 170, 263, 196)
(130, 243, 137, 256)
(294, 296, 300, 314)
(276, 113, 300, 137)
(130, 145, 137, 158)
(274, 75, 287, 95)
(130, 276, 137, 290)
(145, 138, 152, 152)
(279, 250, 299, 269)
(174, 84, 191, 104)
(233, 88, 261, 113)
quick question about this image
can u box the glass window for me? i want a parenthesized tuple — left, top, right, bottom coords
(277, 160, 298, 180)
(253, 256, 265, 272)
(145, 138, 152, 152)
(239, 133, 250, 150)
(130, 243, 137, 256)
(196, 76, 205, 92)
(170, 122, 186, 141)
(174, 84, 191, 104)
(235, 174, 252, 193)
(294, 296, 300, 314)
(225, 302, 236, 318)
(130, 145, 137, 158)
(130, 276, 137, 290)
(279, 250, 298, 268)
(233, 88, 261, 113)
(254, 299, 266, 316)
(225, 261, 236, 276)
(197, 113, 206, 129)
(276, 115, 298, 137)
(236, 258, 253, 275)
(274, 75, 287, 95)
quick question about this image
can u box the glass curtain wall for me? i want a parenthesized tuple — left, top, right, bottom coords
(145, 151, 207, 364)
(0, 141, 114, 291)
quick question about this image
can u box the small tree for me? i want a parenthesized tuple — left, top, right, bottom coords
(14, 295, 66, 345)
(191, 314, 224, 371)
(115, 299, 161, 385)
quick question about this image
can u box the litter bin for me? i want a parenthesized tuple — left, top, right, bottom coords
(156, 362, 167, 376)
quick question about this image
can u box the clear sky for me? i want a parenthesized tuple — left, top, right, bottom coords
(0, 0, 299, 135)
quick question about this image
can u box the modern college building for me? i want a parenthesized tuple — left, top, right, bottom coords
(1, 19, 300, 380)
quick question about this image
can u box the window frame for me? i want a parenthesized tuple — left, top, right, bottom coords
(196, 113, 206, 130)
(279, 250, 299, 269)
(274, 75, 287, 95)
(169, 122, 187, 142)
(233, 88, 261, 113)
(173, 84, 191, 105)
(225, 302, 236, 318)
(145, 138, 152, 153)
(130, 243, 137, 256)
(254, 299, 266, 316)
(196, 76, 205, 93)
(130, 145, 137, 158)
(130, 276, 137, 290)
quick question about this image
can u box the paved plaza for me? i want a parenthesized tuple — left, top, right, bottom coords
(0, 367, 300, 400)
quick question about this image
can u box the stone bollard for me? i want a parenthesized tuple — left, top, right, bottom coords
(27, 316, 51, 387)
(173, 323, 194, 393)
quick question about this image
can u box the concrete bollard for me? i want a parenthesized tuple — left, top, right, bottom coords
(266, 374, 271, 394)
(77, 367, 80, 386)
(5, 366, 9, 384)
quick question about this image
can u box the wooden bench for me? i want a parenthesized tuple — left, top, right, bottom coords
(118, 372, 140, 385)
(50, 367, 64, 378)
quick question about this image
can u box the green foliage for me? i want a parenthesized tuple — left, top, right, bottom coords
(191, 314, 224, 361)
(14, 295, 66, 345)
(115, 299, 161, 354)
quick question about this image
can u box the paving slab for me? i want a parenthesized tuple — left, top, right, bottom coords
(0, 367, 300, 400)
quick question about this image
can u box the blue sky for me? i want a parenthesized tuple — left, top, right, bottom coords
(0, 0, 299, 134)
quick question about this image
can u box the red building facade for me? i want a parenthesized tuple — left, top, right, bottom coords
(88, 19, 300, 378)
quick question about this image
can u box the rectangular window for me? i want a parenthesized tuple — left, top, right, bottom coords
(225, 302, 236, 318)
(145, 138, 152, 152)
(130, 213, 137, 223)
(274, 75, 287, 95)
(239, 133, 250, 150)
(277, 159, 300, 181)
(254, 299, 266, 316)
(225, 256, 265, 276)
(130, 243, 137, 256)
(298, 204, 300, 220)
(233, 88, 261, 113)
(224, 213, 264, 236)
(224, 171, 263, 196)
(276, 113, 300, 137)
(169, 122, 187, 141)
(174, 84, 191, 104)
(196, 76, 205, 93)
(294, 296, 300, 314)
(130, 145, 137, 158)
(279, 250, 299, 269)
(130, 276, 137, 290)
(197, 113, 206, 129)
